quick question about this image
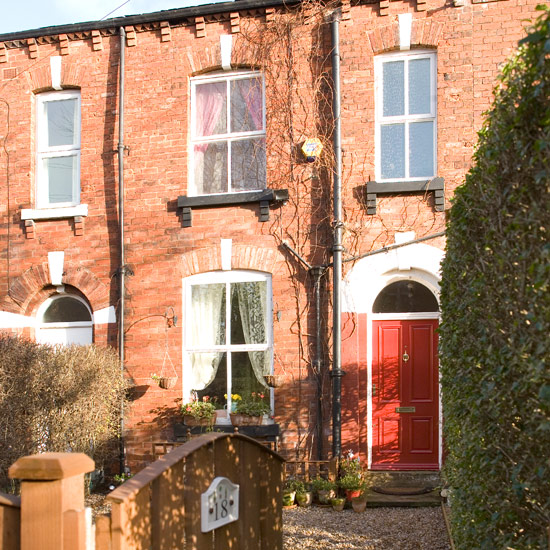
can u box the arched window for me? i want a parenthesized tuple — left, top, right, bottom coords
(372, 280, 438, 313)
(36, 295, 93, 346)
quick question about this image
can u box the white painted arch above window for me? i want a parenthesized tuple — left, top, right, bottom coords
(342, 242, 444, 315)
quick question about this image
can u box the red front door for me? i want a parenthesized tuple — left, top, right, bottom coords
(372, 319, 439, 470)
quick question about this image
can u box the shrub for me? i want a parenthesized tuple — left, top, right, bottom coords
(439, 7, 550, 549)
(0, 334, 128, 489)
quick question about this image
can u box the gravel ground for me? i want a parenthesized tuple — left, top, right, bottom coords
(283, 506, 451, 550)
(87, 494, 451, 549)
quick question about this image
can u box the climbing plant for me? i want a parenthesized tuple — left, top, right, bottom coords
(439, 6, 550, 549)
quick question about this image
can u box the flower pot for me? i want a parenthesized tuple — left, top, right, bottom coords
(158, 377, 177, 389)
(183, 415, 213, 427)
(296, 491, 313, 507)
(345, 489, 361, 502)
(283, 491, 296, 507)
(351, 496, 367, 513)
(230, 413, 262, 426)
(330, 498, 345, 511)
(317, 489, 336, 504)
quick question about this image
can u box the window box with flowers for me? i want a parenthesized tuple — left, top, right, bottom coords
(181, 395, 217, 427)
(230, 392, 270, 426)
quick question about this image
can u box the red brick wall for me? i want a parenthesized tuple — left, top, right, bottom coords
(0, 0, 540, 471)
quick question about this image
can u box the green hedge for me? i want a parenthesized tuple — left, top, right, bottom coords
(439, 6, 550, 549)
(0, 334, 128, 489)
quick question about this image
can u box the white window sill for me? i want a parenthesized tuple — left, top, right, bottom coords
(21, 204, 88, 221)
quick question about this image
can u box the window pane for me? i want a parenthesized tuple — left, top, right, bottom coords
(193, 352, 226, 395)
(383, 61, 404, 117)
(47, 98, 77, 147)
(230, 281, 267, 345)
(408, 58, 431, 115)
(190, 283, 226, 346)
(409, 121, 434, 178)
(230, 138, 266, 192)
(194, 142, 228, 194)
(195, 82, 227, 137)
(230, 78, 263, 133)
(380, 124, 405, 179)
(231, 351, 269, 396)
(45, 155, 76, 203)
(373, 281, 438, 313)
(43, 297, 91, 323)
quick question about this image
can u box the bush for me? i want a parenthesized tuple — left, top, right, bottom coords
(0, 334, 128, 489)
(439, 6, 550, 549)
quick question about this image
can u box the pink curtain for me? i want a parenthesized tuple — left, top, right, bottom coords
(195, 82, 226, 152)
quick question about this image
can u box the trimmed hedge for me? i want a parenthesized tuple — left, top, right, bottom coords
(439, 6, 550, 550)
(0, 334, 128, 489)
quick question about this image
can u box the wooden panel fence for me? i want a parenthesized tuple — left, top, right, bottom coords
(0, 432, 284, 550)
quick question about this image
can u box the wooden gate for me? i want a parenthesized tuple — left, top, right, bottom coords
(0, 432, 284, 550)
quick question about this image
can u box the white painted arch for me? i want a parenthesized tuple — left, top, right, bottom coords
(342, 242, 444, 315)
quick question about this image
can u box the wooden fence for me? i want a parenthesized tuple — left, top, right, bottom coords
(0, 432, 284, 550)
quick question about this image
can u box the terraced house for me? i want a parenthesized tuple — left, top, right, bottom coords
(0, 0, 539, 472)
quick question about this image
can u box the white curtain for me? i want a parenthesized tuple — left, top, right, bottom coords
(236, 282, 269, 388)
(190, 284, 224, 389)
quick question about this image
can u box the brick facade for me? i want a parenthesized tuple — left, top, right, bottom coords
(0, 0, 540, 471)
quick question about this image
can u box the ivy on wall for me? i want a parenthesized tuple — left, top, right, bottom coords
(439, 6, 550, 549)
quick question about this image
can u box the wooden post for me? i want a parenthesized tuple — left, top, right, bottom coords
(8, 453, 94, 550)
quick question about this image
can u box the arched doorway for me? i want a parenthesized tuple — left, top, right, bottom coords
(371, 280, 439, 470)
(36, 294, 93, 346)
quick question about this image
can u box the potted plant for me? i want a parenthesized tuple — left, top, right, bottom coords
(337, 451, 365, 501)
(351, 491, 367, 513)
(310, 477, 337, 504)
(181, 395, 216, 426)
(330, 497, 346, 511)
(295, 482, 313, 507)
(283, 478, 302, 507)
(230, 392, 270, 426)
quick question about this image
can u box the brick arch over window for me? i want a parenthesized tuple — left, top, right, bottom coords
(0, 264, 110, 316)
(28, 61, 83, 93)
(180, 245, 283, 278)
(367, 19, 444, 54)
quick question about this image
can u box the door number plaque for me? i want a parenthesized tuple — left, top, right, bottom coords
(201, 477, 240, 533)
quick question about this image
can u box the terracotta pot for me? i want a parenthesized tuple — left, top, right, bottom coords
(351, 497, 367, 512)
(183, 415, 213, 427)
(230, 413, 262, 426)
(345, 489, 361, 502)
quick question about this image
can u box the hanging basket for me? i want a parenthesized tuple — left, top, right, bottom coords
(158, 376, 177, 389)
(264, 374, 283, 388)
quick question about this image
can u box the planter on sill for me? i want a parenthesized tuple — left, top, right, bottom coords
(230, 413, 263, 426)
(183, 415, 213, 427)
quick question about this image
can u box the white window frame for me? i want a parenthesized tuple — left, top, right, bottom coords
(36, 90, 81, 209)
(189, 71, 266, 196)
(375, 50, 437, 182)
(182, 270, 273, 416)
(36, 294, 93, 346)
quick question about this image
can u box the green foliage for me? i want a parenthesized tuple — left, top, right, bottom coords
(310, 476, 336, 492)
(181, 395, 216, 420)
(234, 392, 270, 416)
(0, 334, 128, 489)
(439, 7, 550, 549)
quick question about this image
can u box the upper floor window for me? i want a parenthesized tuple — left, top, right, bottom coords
(190, 71, 266, 195)
(375, 51, 436, 181)
(36, 90, 81, 208)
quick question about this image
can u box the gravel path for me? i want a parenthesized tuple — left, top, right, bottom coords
(283, 506, 451, 550)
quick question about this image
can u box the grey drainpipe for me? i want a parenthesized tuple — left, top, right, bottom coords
(331, 12, 344, 459)
(118, 26, 126, 472)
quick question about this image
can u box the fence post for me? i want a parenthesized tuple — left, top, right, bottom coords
(8, 453, 94, 550)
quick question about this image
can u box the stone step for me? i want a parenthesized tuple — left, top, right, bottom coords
(367, 470, 441, 489)
(365, 488, 443, 508)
